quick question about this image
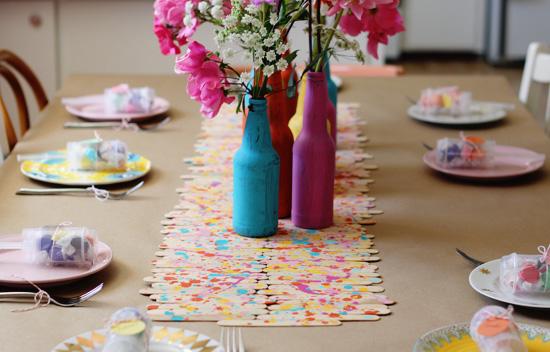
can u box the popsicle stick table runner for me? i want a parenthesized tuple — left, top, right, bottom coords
(142, 103, 394, 326)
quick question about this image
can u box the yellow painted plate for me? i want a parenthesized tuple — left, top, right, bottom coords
(413, 323, 550, 352)
(20, 151, 151, 186)
(51, 326, 223, 352)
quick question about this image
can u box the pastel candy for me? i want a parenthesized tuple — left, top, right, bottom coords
(436, 137, 495, 169)
(470, 306, 526, 352)
(22, 226, 97, 268)
(500, 252, 549, 295)
(67, 138, 128, 171)
(104, 307, 150, 352)
(104, 84, 155, 114)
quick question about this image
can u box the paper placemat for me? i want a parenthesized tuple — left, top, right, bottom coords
(142, 103, 394, 326)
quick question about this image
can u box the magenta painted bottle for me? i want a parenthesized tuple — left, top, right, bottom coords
(291, 72, 335, 229)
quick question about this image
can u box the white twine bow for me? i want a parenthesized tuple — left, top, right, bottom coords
(10, 276, 51, 313)
(115, 117, 139, 132)
(86, 185, 110, 201)
(538, 244, 550, 264)
(93, 130, 103, 141)
(54, 221, 73, 236)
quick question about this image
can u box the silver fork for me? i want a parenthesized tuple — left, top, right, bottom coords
(16, 181, 144, 200)
(0, 283, 103, 307)
(220, 327, 245, 352)
(455, 248, 485, 267)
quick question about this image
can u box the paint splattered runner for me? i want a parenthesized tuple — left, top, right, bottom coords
(141, 103, 394, 326)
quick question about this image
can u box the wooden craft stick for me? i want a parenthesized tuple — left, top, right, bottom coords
(217, 319, 342, 327)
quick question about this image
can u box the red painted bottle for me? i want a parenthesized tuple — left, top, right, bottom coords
(267, 71, 294, 218)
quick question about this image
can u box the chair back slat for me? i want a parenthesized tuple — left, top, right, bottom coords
(519, 42, 550, 133)
(0, 94, 18, 152)
(533, 54, 550, 83)
(0, 50, 48, 110)
(0, 65, 30, 134)
(0, 49, 48, 155)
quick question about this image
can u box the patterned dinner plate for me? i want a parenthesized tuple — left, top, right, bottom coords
(20, 151, 151, 186)
(469, 259, 550, 309)
(51, 326, 223, 352)
(413, 323, 550, 352)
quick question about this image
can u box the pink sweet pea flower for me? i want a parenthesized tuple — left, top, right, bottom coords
(175, 41, 208, 74)
(153, 0, 202, 55)
(154, 21, 183, 55)
(154, 0, 185, 27)
(175, 41, 234, 118)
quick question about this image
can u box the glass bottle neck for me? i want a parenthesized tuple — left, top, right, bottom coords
(243, 99, 272, 150)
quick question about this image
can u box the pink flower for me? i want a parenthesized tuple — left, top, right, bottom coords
(154, 0, 185, 27)
(154, 21, 183, 55)
(153, 0, 201, 55)
(363, 2, 405, 58)
(327, 0, 393, 18)
(175, 41, 234, 118)
(339, 12, 364, 36)
(175, 41, 208, 74)
(327, 0, 404, 59)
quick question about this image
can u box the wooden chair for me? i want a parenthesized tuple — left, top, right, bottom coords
(0, 49, 48, 153)
(519, 42, 550, 132)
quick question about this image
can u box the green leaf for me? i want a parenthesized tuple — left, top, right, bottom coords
(285, 50, 299, 64)
(236, 92, 243, 114)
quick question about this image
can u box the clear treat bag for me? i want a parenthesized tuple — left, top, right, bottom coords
(418, 86, 472, 115)
(436, 134, 496, 169)
(103, 307, 151, 352)
(67, 134, 127, 172)
(470, 306, 526, 352)
(21, 225, 97, 268)
(500, 245, 550, 295)
(104, 84, 155, 114)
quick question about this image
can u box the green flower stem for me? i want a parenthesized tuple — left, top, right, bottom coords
(314, 10, 343, 72)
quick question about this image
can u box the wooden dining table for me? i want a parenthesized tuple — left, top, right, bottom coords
(0, 74, 549, 351)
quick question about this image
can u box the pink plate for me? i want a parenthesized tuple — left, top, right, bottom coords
(0, 236, 112, 287)
(423, 145, 545, 179)
(64, 95, 170, 122)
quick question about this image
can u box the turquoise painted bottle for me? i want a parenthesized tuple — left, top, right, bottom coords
(233, 99, 280, 237)
(324, 56, 338, 110)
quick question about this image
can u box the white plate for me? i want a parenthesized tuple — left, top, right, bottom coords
(469, 259, 550, 308)
(65, 95, 170, 122)
(52, 326, 223, 352)
(408, 101, 507, 125)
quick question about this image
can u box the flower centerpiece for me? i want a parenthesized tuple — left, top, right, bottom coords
(153, 0, 306, 237)
(152, 0, 404, 234)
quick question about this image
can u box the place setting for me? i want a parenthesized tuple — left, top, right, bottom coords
(0, 223, 112, 288)
(413, 245, 550, 351)
(408, 86, 514, 126)
(62, 83, 171, 131)
(422, 133, 546, 180)
(15, 132, 150, 200)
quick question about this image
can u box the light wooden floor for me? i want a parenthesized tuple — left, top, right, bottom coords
(391, 55, 523, 93)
